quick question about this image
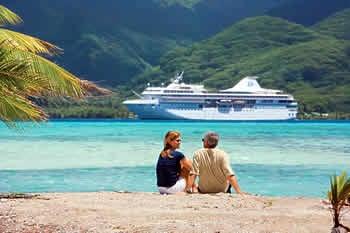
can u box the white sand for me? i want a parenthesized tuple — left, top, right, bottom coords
(0, 192, 348, 233)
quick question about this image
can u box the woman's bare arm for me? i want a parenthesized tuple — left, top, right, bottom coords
(180, 157, 192, 171)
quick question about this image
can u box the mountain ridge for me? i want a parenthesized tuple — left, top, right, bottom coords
(134, 15, 350, 113)
(268, 0, 350, 26)
(312, 8, 350, 40)
(2, 0, 286, 85)
(1, 1, 350, 116)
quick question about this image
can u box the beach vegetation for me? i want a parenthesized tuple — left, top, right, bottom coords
(328, 171, 350, 231)
(0, 5, 107, 126)
(45, 93, 131, 119)
(313, 8, 350, 40)
(267, 0, 350, 26)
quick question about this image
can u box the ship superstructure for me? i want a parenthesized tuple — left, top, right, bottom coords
(123, 72, 298, 120)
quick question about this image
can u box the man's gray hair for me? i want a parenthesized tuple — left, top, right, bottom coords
(204, 132, 219, 148)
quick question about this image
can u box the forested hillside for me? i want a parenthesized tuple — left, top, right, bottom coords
(1, 1, 349, 118)
(312, 8, 350, 40)
(268, 0, 350, 26)
(2, 0, 285, 85)
(135, 15, 350, 114)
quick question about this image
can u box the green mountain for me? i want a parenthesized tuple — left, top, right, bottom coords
(58, 29, 185, 85)
(268, 0, 350, 26)
(134, 16, 350, 114)
(312, 8, 350, 40)
(2, 1, 349, 117)
(2, 0, 285, 85)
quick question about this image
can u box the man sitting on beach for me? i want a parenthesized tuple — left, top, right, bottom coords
(186, 132, 242, 194)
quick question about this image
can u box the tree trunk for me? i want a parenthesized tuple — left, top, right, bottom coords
(334, 211, 340, 228)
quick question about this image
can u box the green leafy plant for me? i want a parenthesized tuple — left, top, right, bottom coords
(328, 171, 350, 231)
(0, 5, 108, 126)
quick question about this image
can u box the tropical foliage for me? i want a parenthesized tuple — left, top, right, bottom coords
(2, 0, 286, 85)
(0, 5, 106, 125)
(44, 93, 131, 119)
(268, 0, 350, 26)
(328, 171, 350, 230)
(2, 2, 350, 119)
(313, 8, 350, 40)
(134, 15, 350, 116)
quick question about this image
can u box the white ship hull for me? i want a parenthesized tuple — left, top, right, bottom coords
(125, 102, 297, 121)
(123, 75, 298, 121)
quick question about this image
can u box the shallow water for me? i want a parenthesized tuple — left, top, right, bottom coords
(0, 120, 349, 197)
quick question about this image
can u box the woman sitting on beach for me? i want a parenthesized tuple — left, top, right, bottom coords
(156, 131, 192, 194)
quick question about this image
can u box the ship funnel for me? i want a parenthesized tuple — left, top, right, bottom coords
(173, 71, 184, 84)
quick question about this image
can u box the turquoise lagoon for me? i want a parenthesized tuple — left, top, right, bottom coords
(0, 120, 349, 197)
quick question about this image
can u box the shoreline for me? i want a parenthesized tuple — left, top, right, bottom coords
(1, 192, 348, 233)
(48, 118, 350, 122)
(0, 190, 330, 199)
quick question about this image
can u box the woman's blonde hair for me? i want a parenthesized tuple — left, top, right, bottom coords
(160, 131, 181, 157)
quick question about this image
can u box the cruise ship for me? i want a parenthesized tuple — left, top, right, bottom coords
(123, 72, 298, 120)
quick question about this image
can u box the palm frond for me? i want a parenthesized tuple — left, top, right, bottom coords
(0, 65, 47, 96)
(1, 47, 109, 97)
(0, 5, 22, 26)
(338, 175, 350, 205)
(1, 47, 85, 98)
(80, 79, 112, 96)
(24, 50, 109, 97)
(0, 6, 109, 125)
(328, 171, 350, 228)
(329, 175, 339, 204)
(0, 87, 47, 127)
(0, 48, 49, 94)
(329, 172, 350, 206)
(0, 29, 60, 55)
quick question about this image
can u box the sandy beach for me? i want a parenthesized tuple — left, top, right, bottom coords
(0, 192, 348, 233)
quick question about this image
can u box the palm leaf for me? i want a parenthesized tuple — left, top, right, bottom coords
(80, 79, 112, 96)
(328, 171, 350, 228)
(0, 5, 22, 26)
(0, 48, 110, 124)
(0, 48, 48, 94)
(338, 179, 350, 206)
(0, 49, 47, 96)
(7, 47, 111, 96)
(328, 172, 350, 205)
(1, 47, 85, 98)
(0, 87, 47, 126)
(0, 29, 60, 55)
(0, 62, 47, 96)
(0, 5, 110, 125)
(334, 172, 350, 203)
(329, 175, 339, 204)
(0, 51, 47, 125)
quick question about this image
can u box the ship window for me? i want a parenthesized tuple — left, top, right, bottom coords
(261, 100, 274, 103)
(164, 90, 194, 93)
(279, 100, 292, 103)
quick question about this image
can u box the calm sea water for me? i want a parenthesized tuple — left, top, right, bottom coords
(0, 120, 349, 197)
